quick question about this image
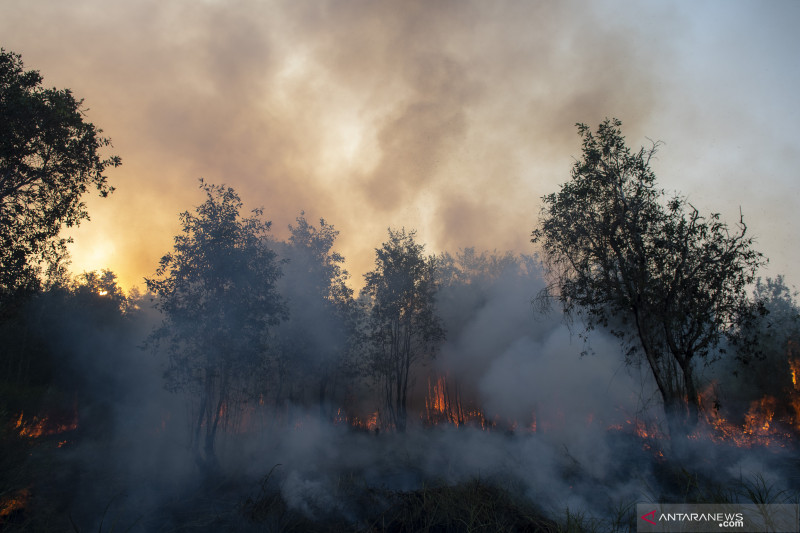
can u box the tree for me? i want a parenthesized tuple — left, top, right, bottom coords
(271, 213, 355, 419)
(432, 249, 541, 427)
(531, 119, 765, 435)
(363, 228, 444, 431)
(731, 277, 800, 407)
(0, 49, 120, 307)
(0, 268, 132, 403)
(146, 181, 286, 467)
(71, 269, 129, 314)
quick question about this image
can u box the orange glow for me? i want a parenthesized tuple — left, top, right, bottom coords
(0, 488, 30, 522)
(789, 352, 800, 391)
(691, 382, 795, 448)
(422, 374, 494, 429)
(15, 409, 78, 439)
(334, 408, 382, 431)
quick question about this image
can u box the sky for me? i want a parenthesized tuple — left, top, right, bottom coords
(1, 0, 799, 292)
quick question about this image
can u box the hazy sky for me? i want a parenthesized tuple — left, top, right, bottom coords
(2, 0, 798, 291)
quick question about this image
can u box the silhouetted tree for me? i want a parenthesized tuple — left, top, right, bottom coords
(0, 49, 120, 309)
(363, 228, 444, 431)
(271, 213, 356, 419)
(146, 181, 286, 467)
(532, 119, 765, 436)
(0, 269, 132, 402)
(71, 270, 129, 314)
(731, 277, 800, 407)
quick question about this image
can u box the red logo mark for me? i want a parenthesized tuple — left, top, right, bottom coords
(641, 509, 657, 525)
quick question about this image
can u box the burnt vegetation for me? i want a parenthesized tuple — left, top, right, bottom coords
(1, 49, 800, 532)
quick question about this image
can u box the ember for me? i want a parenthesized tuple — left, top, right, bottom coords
(15, 409, 78, 439)
(0, 488, 30, 523)
(334, 408, 381, 431)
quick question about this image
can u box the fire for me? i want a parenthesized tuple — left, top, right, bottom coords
(427, 376, 448, 414)
(424, 375, 460, 426)
(0, 488, 30, 523)
(788, 343, 800, 430)
(610, 416, 667, 445)
(363, 411, 379, 431)
(15, 409, 78, 439)
(789, 340, 800, 385)
(421, 374, 544, 432)
(693, 382, 795, 448)
(790, 357, 800, 391)
(632, 419, 651, 439)
(334, 408, 381, 431)
(422, 374, 495, 429)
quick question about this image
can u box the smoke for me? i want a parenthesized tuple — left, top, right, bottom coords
(2, 1, 799, 528)
(12, 247, 797, 532)
(0, 0, 697, 293)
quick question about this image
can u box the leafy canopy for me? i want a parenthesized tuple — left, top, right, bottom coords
(532, 119, 765, 425)
(146, 180, 286, 393)
(0, 49, 120, 301)
(363, 228, 444, 430)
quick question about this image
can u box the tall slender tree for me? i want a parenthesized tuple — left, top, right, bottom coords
(271, 213, 355, 418)
(364, 228, 444, 431)
(146, 181, 286, 467)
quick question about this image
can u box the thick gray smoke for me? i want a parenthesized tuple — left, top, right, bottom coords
(14, 0, 795, 291)
(33, 253, 797, 531)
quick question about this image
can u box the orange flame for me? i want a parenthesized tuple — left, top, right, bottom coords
(15, 409, 78, 439)
(423, 374, 494, 429)
(334, 408, 381, 431)
(693, 382, 794, 448)
(421, 374, 543, 432)
(0, 488, 30, 522)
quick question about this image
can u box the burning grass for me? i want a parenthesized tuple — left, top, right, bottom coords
(3, 367, 800, 532)
(0, 489, 29, 526)
(690, 376, 800, 449)
(2, 412, 798, 533)
(14, 410, 78, 439)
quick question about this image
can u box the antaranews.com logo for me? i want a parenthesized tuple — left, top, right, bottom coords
(636, 504, 798, 532)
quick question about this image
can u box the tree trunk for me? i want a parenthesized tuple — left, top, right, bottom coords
(203, 395, 222, 471)
(681, 358, 700, 428)
(635, 308, 698, 439)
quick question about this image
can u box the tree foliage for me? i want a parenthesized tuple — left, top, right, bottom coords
(364, 228, 444, 431)
(732, 277, 800, 403)
(271, 213, 356, 418)
(0, 49, 120, 305)
(532, 119, 766, 433)
(146, 181, 286, 465)
(0, 268, 132, 398)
